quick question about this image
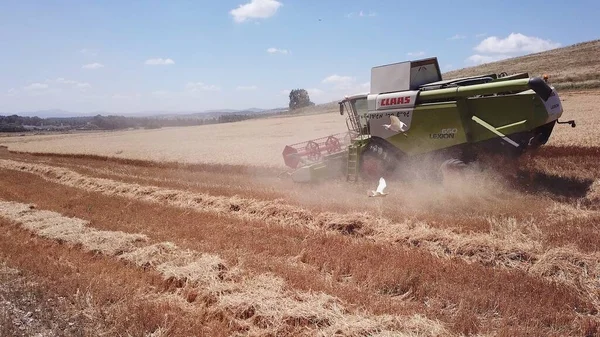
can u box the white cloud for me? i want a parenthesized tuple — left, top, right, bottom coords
(23, 83, 48, 91)
(54, 78, 76, 85)
(346, 10, 376, 18)
(185, 82, 220, 92)
(476, 33, 487, 38)
(236, 85, 258, 90)
(307, 88, 324, 96)
(82, 62, 104, 69)
(407, 51, 425, 57)
(474, 33, 561, 54)
(145, 58, 175, 65)
(230, 0, 282, 23)
(152, 90, 170, 97)
(79, 48, 98, 56)
(280, 80, 369, 105)
(305, 76, 370, 103)
(322, 74, 357, 90)
(6, 88, 17, 96)
(112, 93, 141, 99)
(465, 33, 561, 66)
(52, 78, 91, 91)
(322, 75, 354, 84)
(267, 47, 289, 54)
(448, 34, 466, 40)
(466, 54, 511, 65)
(279, 76, 369, 106)
(19, 78, 91, 95)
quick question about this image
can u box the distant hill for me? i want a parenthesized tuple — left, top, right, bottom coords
(442, 39, 600, 90)
(14, 109, 99, 118)
(3, 107, 288, 119)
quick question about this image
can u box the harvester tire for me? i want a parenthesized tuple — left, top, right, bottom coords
(440, 158, 467, 172)
(359, 152, 386, 181)
(439, 158, 468, 181)
(358, 139, 399, 181)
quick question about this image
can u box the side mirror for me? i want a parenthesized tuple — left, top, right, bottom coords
(339, 103, 344, 115)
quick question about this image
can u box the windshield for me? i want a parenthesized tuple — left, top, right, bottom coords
(343, 97, 369, 135)
(352, 97, 368, 115)
(352, 97, 369, 127)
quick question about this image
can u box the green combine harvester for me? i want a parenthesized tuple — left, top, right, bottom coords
(281, 57, 576, 183)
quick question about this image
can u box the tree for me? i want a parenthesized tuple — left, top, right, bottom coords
(288, 89, 314, 110)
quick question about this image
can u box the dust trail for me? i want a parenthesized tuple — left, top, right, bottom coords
(1, 159, 599, 307)
(0, 199, 451, 337)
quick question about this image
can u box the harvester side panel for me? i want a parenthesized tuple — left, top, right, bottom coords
(409, 59, 443, 90)
(368, 109, 414, 138)
(371, 62, 411, 94)
(373, 90, 419, 111)
(369, 102, 469, 156)
(544, 92, 564, 123)
(465, 92, 540, 144)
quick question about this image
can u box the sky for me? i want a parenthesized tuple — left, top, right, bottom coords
(1, 0, 599, 115)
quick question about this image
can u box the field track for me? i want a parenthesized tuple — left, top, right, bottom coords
(0, 138, 599, 336)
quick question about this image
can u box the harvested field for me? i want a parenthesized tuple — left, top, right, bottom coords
(0, 89, 599, 336)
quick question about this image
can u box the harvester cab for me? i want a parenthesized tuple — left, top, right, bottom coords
(282, 56, 576, 183)
(339, 57, 443, 141)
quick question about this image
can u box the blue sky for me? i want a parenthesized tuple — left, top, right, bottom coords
(1, 0, 599, 114)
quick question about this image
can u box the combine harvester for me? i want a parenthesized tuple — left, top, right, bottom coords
(282, 57, 576, 183)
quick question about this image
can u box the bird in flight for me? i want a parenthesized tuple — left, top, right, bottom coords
(368, 177, 388, 197)
(382, 115, 408, 133)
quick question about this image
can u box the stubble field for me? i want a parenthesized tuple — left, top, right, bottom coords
(0, 89, 599, 336)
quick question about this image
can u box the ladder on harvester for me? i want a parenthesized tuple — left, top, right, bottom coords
(346, 144, 359, 182)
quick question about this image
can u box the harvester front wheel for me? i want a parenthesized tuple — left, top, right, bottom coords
(360, 152, 386, 180)
(439, 158, 468, 181)
(358, 140, 398, 181)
